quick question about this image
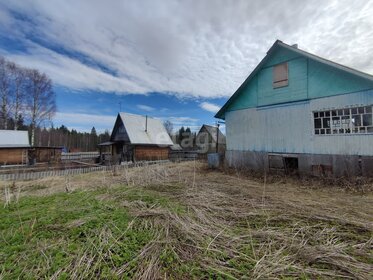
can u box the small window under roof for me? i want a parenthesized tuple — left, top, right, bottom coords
(273, 62, 288, 88)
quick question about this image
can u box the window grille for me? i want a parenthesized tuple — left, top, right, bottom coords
(313, 105, 373, 135)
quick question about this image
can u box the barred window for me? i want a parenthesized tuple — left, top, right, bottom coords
(313, 105, 373, 135)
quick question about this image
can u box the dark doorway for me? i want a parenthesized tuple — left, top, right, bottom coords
(284, 157, 298, 174)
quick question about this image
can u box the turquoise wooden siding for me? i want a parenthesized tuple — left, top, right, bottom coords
(223, 45, 373, 114)
(258, 57, 307, 106)
(224, 76, 258, 111)
(308, 59, 373, 99)
(262, 47, 300, 67)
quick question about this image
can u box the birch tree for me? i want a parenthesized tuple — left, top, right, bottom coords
(26, 69, 56, 146)
(0, 57, 10, 129)
(7, 62, 26, 130)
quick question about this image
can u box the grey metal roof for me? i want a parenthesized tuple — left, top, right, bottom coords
(0, 130, 30, 147)
(118, 113, 173, 146)
(98, 141, 115, 146)
(170, 144, 183, 151)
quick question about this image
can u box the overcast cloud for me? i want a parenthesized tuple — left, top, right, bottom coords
(200, 102, 221, 113)
(0, 0, 372, 99)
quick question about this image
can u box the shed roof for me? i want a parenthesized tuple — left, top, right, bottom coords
(114, 113, 173, 146)
(0, 130, 30, 148)
(98, 141, 115, 146)
(170, 144, 183, 151)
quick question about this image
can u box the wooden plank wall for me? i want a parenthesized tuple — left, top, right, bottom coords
(35, 148, 62, 163)
(0, 148, 26, 165)
(134, 146, 169, 161)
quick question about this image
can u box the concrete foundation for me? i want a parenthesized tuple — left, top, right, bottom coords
(225, 150, 373, 177)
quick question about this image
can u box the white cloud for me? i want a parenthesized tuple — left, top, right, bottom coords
(54, 112, 116, 133)
(0, 0, 372, 99)
(167, 116, 199, 125)
(137, 104, 155, 112)
(3, 42, 148, 94)
(199, 102, 220, 113)
(157, 116, 201, 132)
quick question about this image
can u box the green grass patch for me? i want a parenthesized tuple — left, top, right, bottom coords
(1, 178, 372, 279)
(101, 184, 186, 214)
(0, 189, 153, 279)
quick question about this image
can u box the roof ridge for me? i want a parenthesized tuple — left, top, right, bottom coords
(120, 112, 156, 120)
(277, 41, 373, 80)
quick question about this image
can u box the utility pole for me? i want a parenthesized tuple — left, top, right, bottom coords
(216, 123, 220, 153)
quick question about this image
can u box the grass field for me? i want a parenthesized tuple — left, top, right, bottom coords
(1, 162, 372, 279)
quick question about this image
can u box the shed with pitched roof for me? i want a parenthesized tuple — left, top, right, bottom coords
(102, 113, 173, 162)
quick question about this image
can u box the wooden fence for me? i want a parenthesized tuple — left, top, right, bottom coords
(61, 152, 99, 161)
(169, 151, 199, 161)
(0, 160, 169, 181)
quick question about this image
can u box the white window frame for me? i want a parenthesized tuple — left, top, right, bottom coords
(313, 105, 373, 135)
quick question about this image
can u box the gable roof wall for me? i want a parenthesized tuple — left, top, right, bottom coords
(215, 40, 373, 119)
(197, 125, 226, 144)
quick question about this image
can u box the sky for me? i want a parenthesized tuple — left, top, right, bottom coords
(0, 0, 372, 133)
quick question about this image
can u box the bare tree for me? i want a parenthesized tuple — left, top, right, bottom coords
(26, 69, 56, 146)
(7, 62, 26, 130)
(0, 57, 10, 129)
(163, 120, 173, 136)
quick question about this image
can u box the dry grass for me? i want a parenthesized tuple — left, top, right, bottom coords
(1, 161, 373, 279)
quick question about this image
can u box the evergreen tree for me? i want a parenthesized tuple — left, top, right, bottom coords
(90, 126, 97, 136)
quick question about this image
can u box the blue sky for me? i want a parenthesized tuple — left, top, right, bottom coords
(53, 87, 227, 132)
(0, 0, 372, 133)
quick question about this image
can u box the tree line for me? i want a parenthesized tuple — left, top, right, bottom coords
(0, 56, 56, 145)
(34, 126, 111, 152)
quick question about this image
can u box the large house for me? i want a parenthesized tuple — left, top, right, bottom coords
(99, 113, 173, 162)
(216, 40, 373, 177)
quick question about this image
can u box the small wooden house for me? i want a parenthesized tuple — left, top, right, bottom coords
(0, 130, 30, 165)
(100, 113, 173, 163)
(195, 125, 226, 154)
(0, 130, 62, 166)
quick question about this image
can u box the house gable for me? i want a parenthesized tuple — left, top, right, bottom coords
(196, 125, 226, 144)
(216, 40, 373, 119)
(110, 115, 130, 142)
(258, 56, 307, 106)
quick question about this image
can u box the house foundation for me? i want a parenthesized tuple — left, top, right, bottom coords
(225, 150, 373, 177)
